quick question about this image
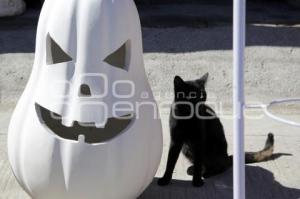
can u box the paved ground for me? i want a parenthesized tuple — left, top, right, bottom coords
(1, 3, 300, 199)
(1, 106, 300, 199)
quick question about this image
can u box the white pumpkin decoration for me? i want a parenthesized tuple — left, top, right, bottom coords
(7, 0, 163, 198)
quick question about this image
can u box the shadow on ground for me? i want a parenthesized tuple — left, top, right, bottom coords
(1, 2, 300, 54)
(1, 24, 300, 54)
(139, 165, 300, 199)
(142, 25, 300, 53)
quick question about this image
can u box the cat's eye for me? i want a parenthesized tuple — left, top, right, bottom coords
(188, 92, 197, 99)
(176, 92, 185, 98)
(104, 40, 130, 71)
(46, 33, 72, 65)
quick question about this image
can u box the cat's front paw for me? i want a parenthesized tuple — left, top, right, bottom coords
(157, 177, 171, 186)
(192, 177, 204, 187)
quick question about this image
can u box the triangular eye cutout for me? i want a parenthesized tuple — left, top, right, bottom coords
(104, 41, 129, 70)
(46, 34, 72, 65)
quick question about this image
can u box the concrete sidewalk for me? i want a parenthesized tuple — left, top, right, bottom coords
(1, 105, 300, 199)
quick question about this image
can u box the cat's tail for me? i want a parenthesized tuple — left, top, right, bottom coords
(228, 133, 274, 164)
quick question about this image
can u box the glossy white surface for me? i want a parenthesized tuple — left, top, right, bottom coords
(7, 0, 163, 198)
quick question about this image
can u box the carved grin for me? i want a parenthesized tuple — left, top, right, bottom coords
(35, 103, 134, 144)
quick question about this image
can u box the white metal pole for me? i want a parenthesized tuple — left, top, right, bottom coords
(233, 0, 246, 197)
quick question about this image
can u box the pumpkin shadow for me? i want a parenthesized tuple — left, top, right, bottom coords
(139, 165, 300, 199)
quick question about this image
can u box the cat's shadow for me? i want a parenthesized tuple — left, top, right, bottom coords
(139, 164, 300, 199)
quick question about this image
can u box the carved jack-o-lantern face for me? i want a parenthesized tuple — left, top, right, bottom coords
(33, 11, 145, 144)
(35, 103, 133, 144)
(35, 34, 135, 144)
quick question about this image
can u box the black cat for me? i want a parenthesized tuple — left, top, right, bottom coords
(157, 73, 274, 187)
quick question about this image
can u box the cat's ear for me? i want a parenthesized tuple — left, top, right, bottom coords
(197, 73, 209, 85)
(174, 76, 185, 87)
